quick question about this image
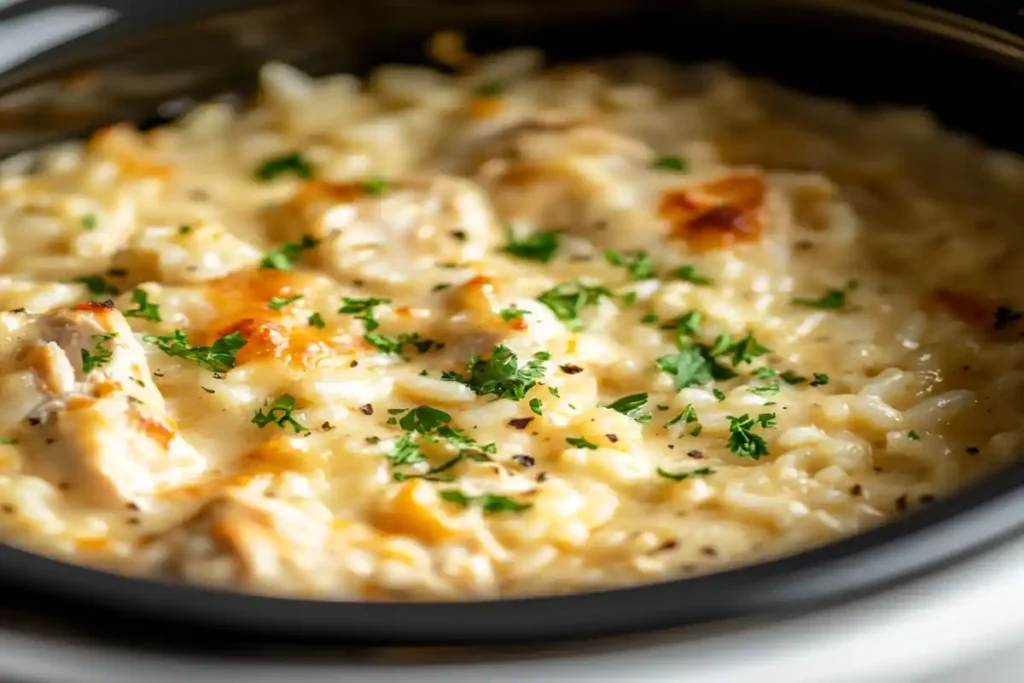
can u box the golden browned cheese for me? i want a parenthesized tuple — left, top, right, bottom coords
(0, 50, 1022, 600)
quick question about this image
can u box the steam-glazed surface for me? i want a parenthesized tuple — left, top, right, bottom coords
(0, 51, 1022, 599)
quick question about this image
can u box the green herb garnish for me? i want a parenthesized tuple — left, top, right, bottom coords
(566, 436, 598, 450)
(252, 394, 309, 433)
(260, 234, 319, 270)
(656, 345, 736, 390)
(123, 289, 161, 322)
(604, 250, 655, 280)
(605, 393, 652, 424)
(81, 214, 97, 231)
(308, 312, 325, 328)
(255, 152, 313, 181)
(442, 345, 548, 400)
(74, 275, 119, 297)
(792, 289, 847, 310)
(529, 398, 543, 416)
(653, 155, 689, 172)
(504, 227, 560, 263)
(440, 490, 531, 513)
(80, 332, 117, 373)
(657, 466, 714, 481)
(362, 177, 388, 195)
(675, 264, 713, 285)
(726, 413, 775, 460)
(810, 373, 830, 387)
(537, 281, 612, 331)
(268, 294, 303, 311)
(143, 330, 247, 373)
(338, 296, 390, 331)
(499, 308, 529, 322)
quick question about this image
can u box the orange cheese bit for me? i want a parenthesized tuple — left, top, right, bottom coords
(660, 174, 766, 251)
(134, 414, 176, 449)
(211, 318, 334, 371)
(75, 537, 111, 552)
(372, 479, 459, 543)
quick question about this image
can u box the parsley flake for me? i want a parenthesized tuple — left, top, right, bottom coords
(810, 373, 830, 387)
(80, 333, 117, 373)
(657, 466, 714, 481)
(653, 154, 689, 172)
(268, 294, 303, 311)
(537, 281, 612, 331)
(726, 413, 775, 460)
(338, 297, 390, 331)
(792, 289, 847, 310)
(503, 227, 560, 263)
(123, 289, 161, 322)
(255, 152, 313, 181)
(74, 275, 119, 297)
(566, 436, 599, 450)
(499, 307, 529, 322)
(308, 312, 325, 328)
(443, 345, 548, 400)
(440, 490, 531, 514)
(908, 430, 922, 441)
(675, 264, 713, 285)
(143, 330, 247, 373)
(0, 438, 17, 445)
(656, 345, 736, 390)
(362, 177, 388, 195)
(529, 398, 543, 416)
(252, 394, 309, 433)
(605, 393, 652, 424)
(81, 214, 97, 231)
(604, 250, 655, 280)
(260, 234, 319, 270)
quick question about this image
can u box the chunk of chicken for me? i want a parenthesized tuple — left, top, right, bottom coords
(0, 305, 204, 506)
(471, 122, 668, 251)
(269, 176, 501, 290)
(110, 223, 263, 285)
(140, 487, 333, 591)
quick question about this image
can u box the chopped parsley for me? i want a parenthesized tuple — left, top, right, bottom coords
(268, 294, 303, 311)
(780, 371, 807, 385)
(537, 281, 612, 331)
(474, 81, 505, 97)
(675, 264, 713, 285)
(566, 436, 599, 450)
(385, 406, 497, 480)
(728, 333, 771, 366)
(440, 490, 531, 514)
(908, 430, 922, 441)
(0, 438, 17, 445)
(605, 393, 652, 424)
(81, 214, 97, 231)
(666, 404, 700, 434)
(308, 312, 325, 328)
(726, 413, 775, 460)
(442, 345, 548, 400)
(74, 275, 119, 297)
(252, 394, 309, 433)
(255, 152, 313, 181)
(810, 373, 830, 387)
(179, 225, 192, 234)
(260, 234, 319, 270)
(366, 331, 438, 355)
(656, 345, 736, 390)
(641, 313, 659, 324)
(362, 177, 388, 195)
(123, 289, 161, 322)
(143, 330, 247, 373)
(674, 311, 703, 343)
(653, 154, 689, 172)
(792, 288, 847, 310)
(499, 307, 529, 322)
(529, 398, 544, 416)
(604, 250, 655, 280)
(503, 227, 560, 263)
(80, 333, 117, 374)
(712, 388, 726, 401)
(657, 466, 714, 481)
(338, 297, 390, 331)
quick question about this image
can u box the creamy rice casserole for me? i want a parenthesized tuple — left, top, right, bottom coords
(0, 48, 1021, 600)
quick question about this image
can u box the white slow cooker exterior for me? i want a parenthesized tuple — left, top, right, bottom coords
(0, 3, 1020, 681)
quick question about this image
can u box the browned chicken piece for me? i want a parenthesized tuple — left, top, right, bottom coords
(0, 303, 205, 506)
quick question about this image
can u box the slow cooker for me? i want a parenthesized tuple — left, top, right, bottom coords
(0, 0, 1022, 680)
